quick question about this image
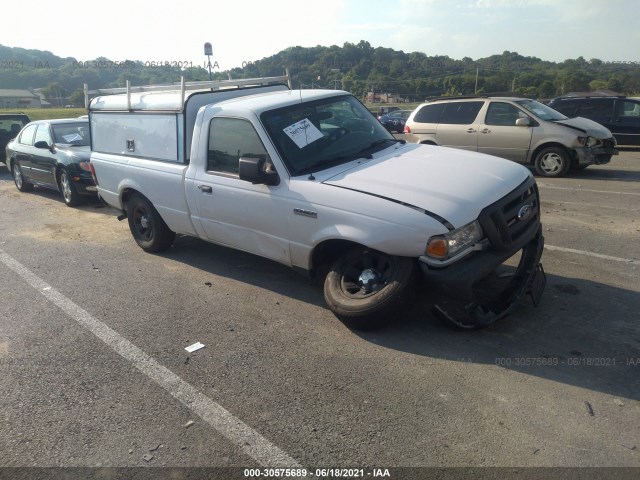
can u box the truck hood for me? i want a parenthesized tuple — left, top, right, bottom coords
(322, 143, 531, 229)
(553, 116, 613, 138)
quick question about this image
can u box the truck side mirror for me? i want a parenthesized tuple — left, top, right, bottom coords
(239, 157, 280, 186)
(515, 117, 531, 127)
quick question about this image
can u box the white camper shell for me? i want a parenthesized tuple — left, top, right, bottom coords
(86, 75, 291, 163)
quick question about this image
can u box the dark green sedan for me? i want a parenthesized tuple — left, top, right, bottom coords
(5, 118, 97, 207)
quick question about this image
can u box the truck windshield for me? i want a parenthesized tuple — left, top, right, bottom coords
(261, 94, 396, 176)
(516, 100, 568, 121)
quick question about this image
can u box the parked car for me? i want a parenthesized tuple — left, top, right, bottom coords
(377, 106, 401, 116)
(548, 93, 640, 146)
(0, 113, 30, 162)
(5, 118, 96, 207)
(378, 109, 413, 133)
(404, 96, 618, 177)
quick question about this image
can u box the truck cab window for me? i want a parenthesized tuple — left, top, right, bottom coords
(207, 117, 268, 175)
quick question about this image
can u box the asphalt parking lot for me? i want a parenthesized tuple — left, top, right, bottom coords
(0, 150, 638, 478)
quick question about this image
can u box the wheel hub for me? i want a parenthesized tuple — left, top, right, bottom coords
(140, 214, 152, 229)
(358, 268, 381, 293)
(542, 154, 560, 171)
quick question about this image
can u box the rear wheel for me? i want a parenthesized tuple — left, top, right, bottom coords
(12, 161, 33, 192)
(534, 146, 570, 177)
(59, 168, 81, 207)
(126, 193, 175, 252)
(323, 248, 417, 331)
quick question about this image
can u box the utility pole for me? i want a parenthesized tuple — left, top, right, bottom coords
(474, 67, 479, 94)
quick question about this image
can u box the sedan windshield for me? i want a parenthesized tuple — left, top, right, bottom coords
(516, 100, 568, 121)
(261, 94, 396, 176)
(51, 122, 90, 146)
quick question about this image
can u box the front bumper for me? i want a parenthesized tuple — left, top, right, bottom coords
(420, 225, 545, 328)
(575, 144, 618, 166)
(419, 176, 546, 328)
(419, 225, 543, 301)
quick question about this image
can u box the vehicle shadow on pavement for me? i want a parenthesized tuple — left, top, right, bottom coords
(164, 234, 325, 308)
(358, 272, 640, 402)
(1, 181, 111, 215)
(162, 236, 639, 402)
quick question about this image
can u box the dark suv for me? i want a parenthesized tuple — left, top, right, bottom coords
(1, 113, 31, 162)
(548, 94, 640, 146)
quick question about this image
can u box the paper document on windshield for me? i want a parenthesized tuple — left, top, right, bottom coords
(283, 118, 324, 149)
(62, 133, 83, 143)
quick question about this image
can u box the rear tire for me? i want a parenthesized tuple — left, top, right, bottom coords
(59, 168, 81, 207)
(126, 193, 175, 252)
(323, 248, 417, 331)
(12, 161, 33, 192)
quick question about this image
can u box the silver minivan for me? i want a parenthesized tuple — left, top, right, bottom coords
(403, 96, 618, 177)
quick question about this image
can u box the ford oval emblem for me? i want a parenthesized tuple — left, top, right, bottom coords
(517, 204, 533, 221)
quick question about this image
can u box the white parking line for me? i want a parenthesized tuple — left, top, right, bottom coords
(0, 249, 302, 468)
(538, 183, 640, 196)
(545, 244, 640, 265)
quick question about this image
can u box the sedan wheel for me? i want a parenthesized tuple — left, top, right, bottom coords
(59, 169, 81, 207)
(12, 162, 33, 192)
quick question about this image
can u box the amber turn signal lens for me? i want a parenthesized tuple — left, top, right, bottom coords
(426, 238, 448, 258)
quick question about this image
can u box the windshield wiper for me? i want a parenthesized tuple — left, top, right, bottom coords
(356, 138, 401, 156)
(296, 138, 404, 175)
(297, 153, 372, 176)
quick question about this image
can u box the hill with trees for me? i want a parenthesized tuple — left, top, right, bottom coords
(1, 41, 639, 106)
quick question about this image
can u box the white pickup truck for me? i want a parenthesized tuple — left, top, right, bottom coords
(87, 75, 546, 330)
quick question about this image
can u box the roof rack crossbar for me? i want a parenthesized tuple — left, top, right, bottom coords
(86, 75, 290, 96)
(84, 71, 292, 109)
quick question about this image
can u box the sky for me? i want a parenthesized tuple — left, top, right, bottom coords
(1, 0, 638, 71)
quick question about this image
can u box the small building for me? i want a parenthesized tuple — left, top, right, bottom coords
(34, 91, 52, 108)
(0, 89, 42, 109)
(365, 92, 405, 104)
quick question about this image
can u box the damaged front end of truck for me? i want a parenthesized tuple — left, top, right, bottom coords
(420, 176, 546, 329)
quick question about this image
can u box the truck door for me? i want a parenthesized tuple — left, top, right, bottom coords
(478, 101, 533, 163)
(186, 116, 291, 265)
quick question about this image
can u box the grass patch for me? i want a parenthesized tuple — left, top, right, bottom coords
(0, 108, 87, 121)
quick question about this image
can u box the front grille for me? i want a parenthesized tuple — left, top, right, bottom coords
(478, 177, 540, 251)
(602, 138, 616, 149)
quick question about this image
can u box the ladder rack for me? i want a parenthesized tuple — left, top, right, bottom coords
(84, 70, 291, 110)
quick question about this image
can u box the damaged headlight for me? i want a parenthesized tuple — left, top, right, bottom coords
(426, 220, 484, 260)
(577, 136, 599, 147)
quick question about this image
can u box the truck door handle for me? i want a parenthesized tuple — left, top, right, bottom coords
(197, 185, 212, 193)
(480, 128, 491, 134)
(466, 128, 476, 133)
